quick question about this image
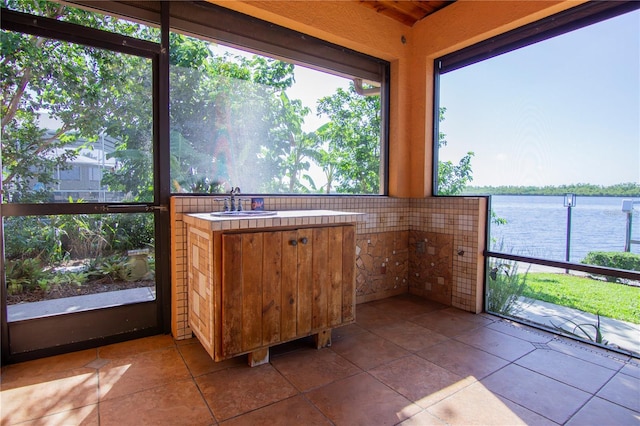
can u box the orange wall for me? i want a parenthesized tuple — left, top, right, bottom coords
(209, 1, 586, 197)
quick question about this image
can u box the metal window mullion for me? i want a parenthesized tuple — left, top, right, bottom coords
(1, 8, 160, 58)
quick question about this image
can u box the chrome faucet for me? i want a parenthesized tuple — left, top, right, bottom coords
(214, 186, 243, 212)
(229, 186, 241, 211)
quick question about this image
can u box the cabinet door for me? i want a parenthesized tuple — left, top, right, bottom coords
(221, 233, 246, 356)
(220, 226, 355, 358)
(305, 226, 356, 331)
(221, 230, 289, 357)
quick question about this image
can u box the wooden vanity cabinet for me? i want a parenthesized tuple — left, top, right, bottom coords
(187, 223, 356, 363)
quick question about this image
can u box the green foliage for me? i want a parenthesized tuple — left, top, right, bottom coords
(93, 255, 129, 282)
(3, 1, 386, 198)
(437, 107, 474, 195)
(169, 45, 304, 193)
(581, 251, 640, 282)
(52, 271, 89, 287)
(3, 216, 66, 263)
(463, 182, 640, 197)
(486, 259, 529, 315)
(5, 258, 51, 294)
(1, 0, 157, 202)
(523, 272, 639, 323)
(102, 214, 154, 252)
(316, 85, 381, 194)
(54, 214, 112, 259)
(550, 314, 608, 345)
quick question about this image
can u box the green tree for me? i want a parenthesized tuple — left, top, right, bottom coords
(316, 85, 380, 194)
(168, 47, 303, 194)
(437, 107, 474, 195)
(1, 0, 156, 202)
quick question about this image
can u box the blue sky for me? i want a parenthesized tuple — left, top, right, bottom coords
(438, 9, 639, 187)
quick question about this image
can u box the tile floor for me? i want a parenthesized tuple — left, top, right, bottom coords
(1, 294, 639, 425)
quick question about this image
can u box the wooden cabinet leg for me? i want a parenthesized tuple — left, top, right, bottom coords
(248, 348, 269, 367)
(315, 329, 332, 349)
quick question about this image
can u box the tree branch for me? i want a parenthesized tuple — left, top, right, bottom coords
(1, 36, 46, 132)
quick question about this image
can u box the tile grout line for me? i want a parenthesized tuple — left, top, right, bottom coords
(174, 342, 219, 424)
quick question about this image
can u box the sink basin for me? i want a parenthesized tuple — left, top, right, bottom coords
(210, 210, 278, 217)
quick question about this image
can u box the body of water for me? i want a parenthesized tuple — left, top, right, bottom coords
(490, 195, 640, 263)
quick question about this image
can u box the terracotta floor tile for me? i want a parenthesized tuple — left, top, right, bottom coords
(596, 371, 640, 411)
(178, 340, 245, 377)
(196, 364, 297, 421)
(99, 379, 214, 426)
(417, 339, 509, 380)
(398, 409, 447, 426)
(369, 355, 473, 408)
(567, 396, 640, 425)
(1, 349, 98, 384)
(3, 307, 638, 426)
(14, 404, 99, 426)
(482, 364, 591, 424)
(516, 348, 617, 393)
(487, 320, 554, 343)
(221, 395, 330, 426)
(330, 323, 368, 343)
(1, 368, 98, 425)
(355, 304, 406, 329)
(439, 308, 496, 326)
(98, 347, 191, 401)
(271, 347, 361, 391)
(427, 381, 557, 426)
(454, 327, 535, 361)
(367, 296, 447, 319)
(410, 309, 491, 337)
(368, 319, 449, 352)
(330, 330, 409, 370)
(98, 334, 176, 359)
(306, 372, 421, 425)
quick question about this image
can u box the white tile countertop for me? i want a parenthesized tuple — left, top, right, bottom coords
(184, 209, 365, 232)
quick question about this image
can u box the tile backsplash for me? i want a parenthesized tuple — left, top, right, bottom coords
(170, 195, 487, 340)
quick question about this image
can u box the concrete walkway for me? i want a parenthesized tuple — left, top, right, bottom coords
(7, 287, 156, 322)
(513, 297, 640, 356)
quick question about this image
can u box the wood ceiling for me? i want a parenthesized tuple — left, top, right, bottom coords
(359, 0, 454, 27)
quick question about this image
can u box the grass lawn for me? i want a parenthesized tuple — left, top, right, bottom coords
(523, 273, 640, 324)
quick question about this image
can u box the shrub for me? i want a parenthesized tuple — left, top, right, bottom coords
(486, 259, 530, 315)
(3, 216, 66, 264)
(5, 258, 52, 294)
(581, 251, 640, 282)
(102, 214, 154, 252)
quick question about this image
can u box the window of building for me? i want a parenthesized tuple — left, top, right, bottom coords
(434, 2, 640, 354)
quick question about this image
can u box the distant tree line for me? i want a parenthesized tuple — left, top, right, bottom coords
(462, 182, 640, 197)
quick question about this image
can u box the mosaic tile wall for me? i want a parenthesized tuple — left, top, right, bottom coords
(356, 231, 409, 304)
(410, 197, 488, 313)
(408, 231, 453, 305)
(170, 195, 487, 340)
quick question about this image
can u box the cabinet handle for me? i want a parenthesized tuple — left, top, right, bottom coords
(300, 237, 308, 245)
(290, 239, 298, 246)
